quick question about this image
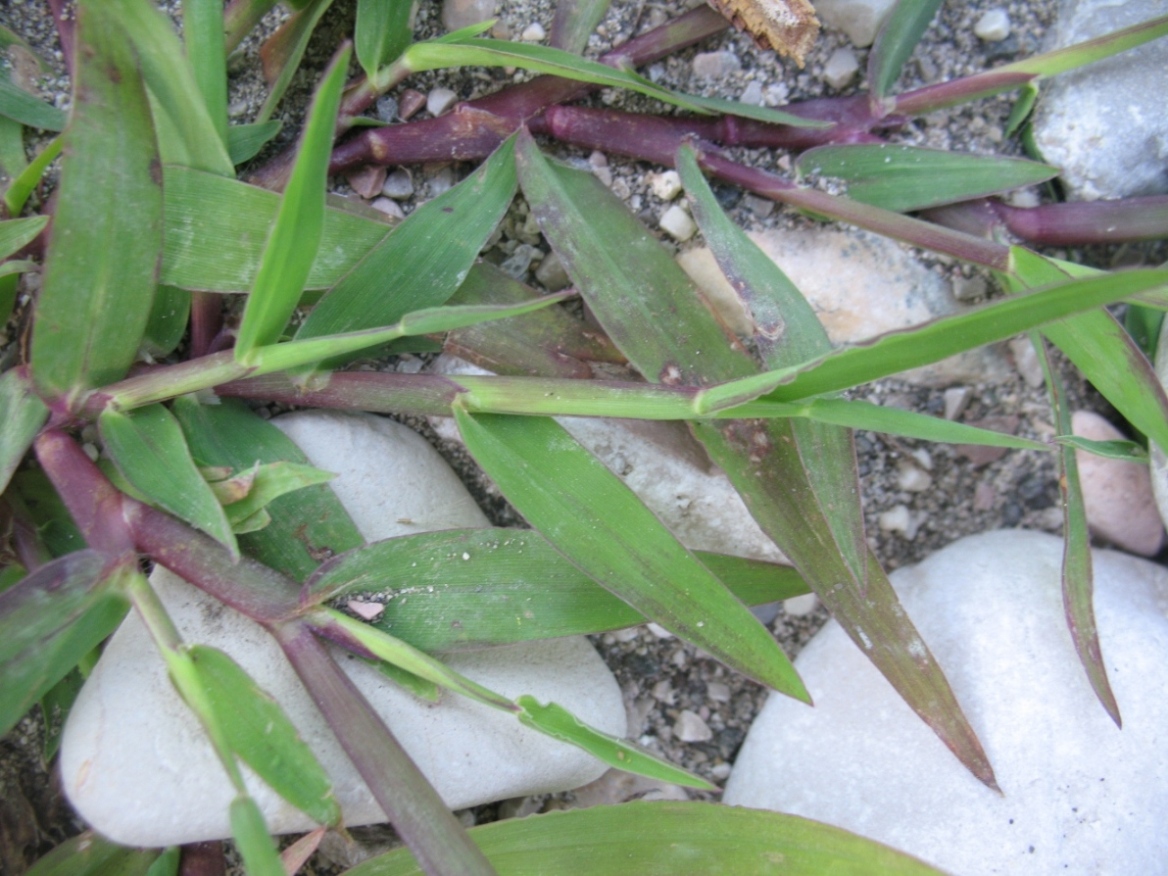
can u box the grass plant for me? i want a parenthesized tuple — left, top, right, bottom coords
(1, 0, 1166, 873)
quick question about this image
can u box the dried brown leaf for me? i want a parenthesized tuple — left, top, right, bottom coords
(706, 0, 820, 66)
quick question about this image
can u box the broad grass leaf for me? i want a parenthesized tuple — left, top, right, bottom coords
(516, 697, 713, 789)
(355, 0, 414, 80)
(296, 135, 518, 340)
(455, 408, 808, 701)
(0, 367, 48, 494)
(24, 831, 161, 876)
(795, 144, 1058, 212)
(30, 0, 163, 403)
(868, 0, 945, 99)
(236, 44, 351, 361)
(516, 130, 996, 787)
(343, 801, 947, 876)
(140, 285, 191, 359)
(220, 461, 337, 530)
(549, 0, 613, 53)
(0, 551, 128, 738)
(304, 528, 809, 650)
(103, 0, 233, 176)
(172, 397, 363, 582)
(189, 644, 342, 827)
(99, 404, 238, 557)
(161, 166, 389, 294)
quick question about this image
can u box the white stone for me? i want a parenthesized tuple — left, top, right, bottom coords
(1032, 0, 1168, 200)
(822, 47, 859, 89)
(813, 0, 898, 47)
(1007, 335, 1045, 388)
(1151, 322, 1168, 538)
(429, 356, 790, 564)
(649, 169, 683, 201)
(442, 0, 496, 33)
(692, 50, 741, 78)
(895, 461, 932, 493)
(674, 710, 713, 743)
(1072, 410, 1163, 557)
(678, 228, 1012, 386)
(380, 168, 414, 199)
(739, 80, 764, 106)
(368, 196, 404, 220)
(60, 412, 626, 847)
(659, 204, 697, 241)
(426, 87, 458, 117)
(782, 593, 819, 617)
(520, 22, 546, 42)
(725, 530, 1168, 875)
(974, 9, 1011, 42)
(943, 386, 972, 421)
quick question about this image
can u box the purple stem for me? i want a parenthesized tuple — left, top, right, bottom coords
(189, 292, 223, 360)
(273, 620, 497, 876)
(993, 195, 1168, 246)
(324, 5, 729, 177)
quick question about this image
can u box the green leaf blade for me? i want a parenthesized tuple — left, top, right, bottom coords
(189, 644, 342, 827)
(30, 0, 164, 402)
(99, 404, 239, 557)
(0, 367, 48, 495)
(236, 44, 352, 360)
(455, 409, 808, 702)
(868, 0, 946, 99)
(297, 135, 518, 341)
(355, 0, 414, 80)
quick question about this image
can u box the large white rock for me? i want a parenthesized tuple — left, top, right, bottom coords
(1032, 0, 1168, 201)
(811, 0, 897, 47)
(61, 412, 626, 847)
(724, 529, 1168, 875)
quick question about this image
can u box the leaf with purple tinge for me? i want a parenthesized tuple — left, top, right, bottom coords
(515, 129, 997, 788)
(1031, 332, 1120, 727)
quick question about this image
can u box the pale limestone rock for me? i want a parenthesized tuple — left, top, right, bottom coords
(60, 412, 625, 847)
(659, 204, 697, 241)
(813, 0, 897, 47)
(974, 9, 1011, 41)
(822, 47, 859, 89)
(725, 530, 1168, 875)
(442, 0, 496, 33)
(1032, 0, 1168, 200)
(692, 50, 741, 78)
(678, 228, 1011, 386)
(1072, 410, 1164, 556)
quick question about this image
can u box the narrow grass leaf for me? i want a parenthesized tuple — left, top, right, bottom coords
(104, 0, 234, 176)
(236, 44, 351, 361)
(518, 131, 996, 787)
(758, 268, 1168, 403)
(2, 134, 61, 216)
(1054, 435, 1147, 461)
(355, 0, 414, 80)
(550, 0, 613, 53)
(344, 801, 947, 876)
(0, 76, 66, 131)
(183, 0, 229, 148)
(257, 0, 335, 123)
(25, 831, 160, 876)
(172, 397, 363, 582)
(0, 551, 128, 738)
(1003, 249, 1168, 455)
(100, 404, 238, 556)
(140, 285, 190, 359)
(189, 644, 342, 826)
(30, 0, 163, 403)
(1033, 334, 1120, 726)
(297, 135, 517, 339)
(517, 697, 713, 789)
(228, 796, 286, 876)
(0, 367, 48, 494)
(40, 667, 85, 761)
(868, 0, 945, 99)
(455, 408, 808, 701)
(0, 117, 27, 198)
(304, 528, 809, 650)
(795, 144, 1058, 212)
(161, 166, 389, 293)
(226, 120, 283, 165)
